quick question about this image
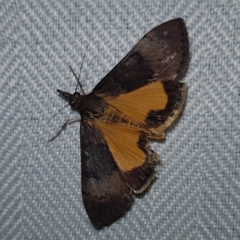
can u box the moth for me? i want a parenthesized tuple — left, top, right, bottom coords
(52, 18, 189, 228)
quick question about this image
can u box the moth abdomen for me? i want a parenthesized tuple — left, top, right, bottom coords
(99, 105, 142, 129)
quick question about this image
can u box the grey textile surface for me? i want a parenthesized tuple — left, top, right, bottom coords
(1, 0, 239, 239)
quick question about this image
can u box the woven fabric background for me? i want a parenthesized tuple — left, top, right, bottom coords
(1, 0, 239, 239)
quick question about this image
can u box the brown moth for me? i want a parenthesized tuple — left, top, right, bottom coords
(52, 18, 189, 228)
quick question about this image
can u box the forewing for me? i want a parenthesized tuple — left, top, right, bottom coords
(80, 120, 133, 228)
(93, 18, 189, 96)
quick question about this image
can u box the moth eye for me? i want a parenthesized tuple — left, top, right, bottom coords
(74, 92, 80, 97)
(70, 100, 75, 105)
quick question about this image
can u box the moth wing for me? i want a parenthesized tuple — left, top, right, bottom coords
(93, 18, 189, 97)
(80, 18, 189, 227)
(98, 80, 187, 139)
(93, 121, 160, 193)
(80, 120, 133, 228)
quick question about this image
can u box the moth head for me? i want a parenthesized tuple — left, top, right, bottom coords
(57, 89, 83, 108)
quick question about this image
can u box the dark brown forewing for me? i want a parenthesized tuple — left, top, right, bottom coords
(93, 18, 189, 96)
(80, 120, 133, 228)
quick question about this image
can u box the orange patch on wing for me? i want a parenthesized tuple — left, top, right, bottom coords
(93, 121, 145, 171)
(98, 81, 168, 125)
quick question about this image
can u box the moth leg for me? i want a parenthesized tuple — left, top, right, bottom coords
(48, 118, 81, 142)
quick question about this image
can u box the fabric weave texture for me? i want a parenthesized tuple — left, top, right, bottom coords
(1, 0, 239, 239)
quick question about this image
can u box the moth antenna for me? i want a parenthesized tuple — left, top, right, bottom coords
(70, 43, 90, 95)
(69, 66, 86, 95)
(48, 117, 81, 142)
(47, 103, 69, 125)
